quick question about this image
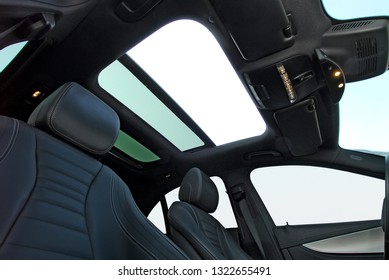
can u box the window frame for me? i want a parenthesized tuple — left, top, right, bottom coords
(249, 164, 385, 226)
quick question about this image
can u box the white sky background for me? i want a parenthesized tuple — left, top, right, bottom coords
(129, 20, 266, 146)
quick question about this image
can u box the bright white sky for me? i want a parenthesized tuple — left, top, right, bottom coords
(129, 20, 266, 146)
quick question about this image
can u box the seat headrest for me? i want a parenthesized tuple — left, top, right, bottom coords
(179, 167, 219, 213)
(28, 82, 120, 156)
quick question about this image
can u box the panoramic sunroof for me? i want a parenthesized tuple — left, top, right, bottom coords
(128, 20, 266, 146)
(0, 41, 27, 72)
(99, 60, 205, 151)
(100, 19, 266, 153)
(114, 131, 160, 162)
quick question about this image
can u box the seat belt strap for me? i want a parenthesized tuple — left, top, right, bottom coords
(161, 196, 171, 236)
(231, 184, 266, 259)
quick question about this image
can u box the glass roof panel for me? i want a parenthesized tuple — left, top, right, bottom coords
(128, 20, 266, 146)
(114, 131, 160, 162)
(99, 60, 204, 151)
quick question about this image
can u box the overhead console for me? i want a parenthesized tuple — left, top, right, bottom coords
(210, 0, 294, 61)
(244, 51, 348, 156)
(243, 19, 389, 111)
(245, 56, 319, 110)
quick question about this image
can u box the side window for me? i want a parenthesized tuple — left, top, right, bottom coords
(250, 165, 384, 226)
(148, 176, 237, 233)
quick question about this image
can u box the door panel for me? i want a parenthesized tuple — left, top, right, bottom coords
(274, 220, 384, 259)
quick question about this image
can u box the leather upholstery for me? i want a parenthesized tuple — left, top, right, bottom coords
(0, 83, 188, 259)
(168, 167, 251, 260)
(179, 167, 219, 213)
(28, 82, 120, 156)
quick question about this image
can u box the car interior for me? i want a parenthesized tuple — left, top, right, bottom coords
(0, 0, 388, 260)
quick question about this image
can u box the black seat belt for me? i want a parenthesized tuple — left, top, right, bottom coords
(231, 184, 266, 259)
(160, 196, 171, 236)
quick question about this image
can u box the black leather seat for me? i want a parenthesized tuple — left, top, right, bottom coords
(168, 167, 251, 259)
(0, 82, 188, 260)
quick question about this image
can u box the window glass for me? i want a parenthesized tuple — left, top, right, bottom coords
(99, 60, 204, 151)
(339, 72, 389, 154)
(0, 41, 27, 72)
(128, 20, 266, 146)
(148, 176, 237, 233)
(251, 166, 384, 226)
(321, 1, 389, 154)
(322, 0, 389, 20)
(114, 131, 160, 162)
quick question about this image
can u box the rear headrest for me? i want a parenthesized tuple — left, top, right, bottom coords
(28, 82, 120, 156)
(179, 167, 219, 213)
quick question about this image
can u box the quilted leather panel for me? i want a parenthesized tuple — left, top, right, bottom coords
(169, 201, 251, 260)
(0, 129, 101, 259)
(0, 118, 36, 245)
(1, 115, 188, 260)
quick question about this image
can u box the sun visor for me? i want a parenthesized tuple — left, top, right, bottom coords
(210, 0, 294, 61)
(321, 19, 389, 82)
(274, 99, 322, 156)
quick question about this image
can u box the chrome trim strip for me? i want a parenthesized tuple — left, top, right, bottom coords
(303, 227, 384, 254)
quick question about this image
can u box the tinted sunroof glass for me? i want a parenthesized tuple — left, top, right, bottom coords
(322, 0, 389, 19)
(0, 41, 27, 72)
(99, 60, 204, 151)
(114, 131, 160, 162)
(128, 20, 266, 145)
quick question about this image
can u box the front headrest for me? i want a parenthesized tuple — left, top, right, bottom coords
(28, 82, 120, 156)
(179, 167, 219, 213)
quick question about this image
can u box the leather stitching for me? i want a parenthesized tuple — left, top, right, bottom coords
(0, 118, 19, 163)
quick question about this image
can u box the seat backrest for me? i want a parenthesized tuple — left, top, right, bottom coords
(0, 82, 188, 260)
(168, 167, 251, 259)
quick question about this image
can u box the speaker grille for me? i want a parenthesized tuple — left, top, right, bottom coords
(331, 20, 373, 31)
(356, 37, 378, 76)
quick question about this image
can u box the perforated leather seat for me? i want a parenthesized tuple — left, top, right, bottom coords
(168, 167, 251, 259)
(0, 82, 188, 260)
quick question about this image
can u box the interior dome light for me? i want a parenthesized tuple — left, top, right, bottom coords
(32, 91, 42, 98)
